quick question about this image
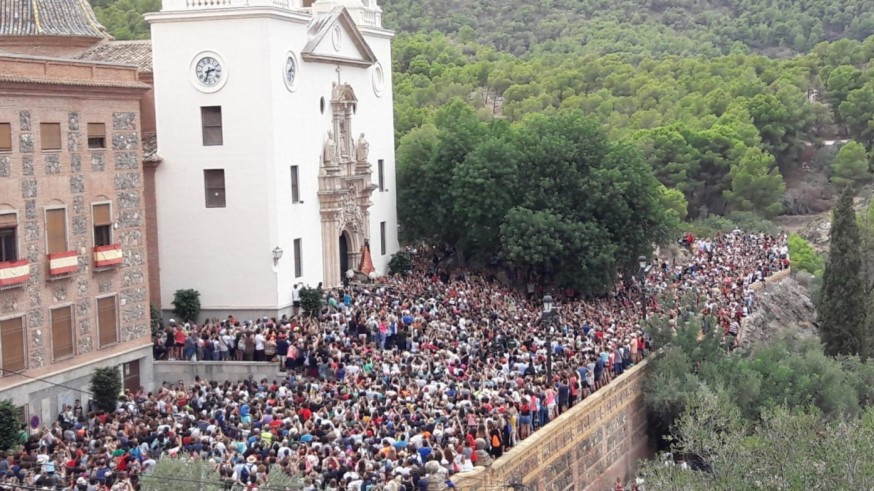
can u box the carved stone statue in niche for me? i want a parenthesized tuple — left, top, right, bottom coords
(338, 120, 350, 159)
(323, 130, 337, 166)
(355, 133, 369, 162)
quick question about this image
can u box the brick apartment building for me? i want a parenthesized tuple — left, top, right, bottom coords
(0, 0, 155, 424)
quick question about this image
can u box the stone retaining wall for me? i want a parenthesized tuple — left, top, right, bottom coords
(453, 359, 651, 491)
(153, 360, 281, 385)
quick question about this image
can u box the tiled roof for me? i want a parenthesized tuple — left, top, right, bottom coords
(0, 74, 149, 89)
(75, 40, 153, 73)
(0, 0, 107, 38)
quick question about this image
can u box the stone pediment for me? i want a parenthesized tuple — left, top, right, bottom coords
(301, 8, 377, 68)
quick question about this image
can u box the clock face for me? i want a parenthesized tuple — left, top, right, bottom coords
(285, 56, 296, 85)
(195, 56, 223, 86)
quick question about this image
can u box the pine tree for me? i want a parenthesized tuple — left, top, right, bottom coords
(818, 186, 868, 359)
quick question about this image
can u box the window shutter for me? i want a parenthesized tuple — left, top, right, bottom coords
(0, 317, 25, 373)
(40, 123, 61, 150)
(97, 296, 118, 347)
(45, 209, 67, 254)
(87, 123, 106, 138)
(93, 204, 111, 227)
(0, 213, 16, 228)
(0, 123, 11, 150)
(51, 306, 74, 360)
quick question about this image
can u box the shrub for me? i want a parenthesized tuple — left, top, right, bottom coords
(299, 286, 323, 317)
(150, 303, 163, 338)
(90, 367, 122, 414)
(388, 251, 413, 275)
(689, 212, 778, 238)
(0, 401, 19, 452)
(780, 183, 833, 215)
(171, 289, 201, 323)
(788, 233, 824, 275)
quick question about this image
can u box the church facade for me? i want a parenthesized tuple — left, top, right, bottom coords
(146, 0, 399, 318)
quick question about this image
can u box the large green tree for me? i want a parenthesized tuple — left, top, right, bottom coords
(399, 108, 669, 294)
(723, 147, 785, 218)
(832, 140, 870, 187)
(818, 186, 869, 359)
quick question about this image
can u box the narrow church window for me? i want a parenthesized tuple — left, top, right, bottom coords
(378, 159, 385, 192)
(320, 97, 325, 114)
(201, 106, 223, 146)
(290, 166, 300, 203)
(380, 222, 386, 255)
(294, 238, 302, 277)
(204, 169, 226, 208)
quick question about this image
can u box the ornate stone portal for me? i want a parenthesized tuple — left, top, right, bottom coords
(319, 81, 377, 287)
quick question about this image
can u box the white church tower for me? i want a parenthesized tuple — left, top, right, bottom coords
(146, 0, 398, 318)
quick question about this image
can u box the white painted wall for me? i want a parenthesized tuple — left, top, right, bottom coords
(149, 5, 398, 314)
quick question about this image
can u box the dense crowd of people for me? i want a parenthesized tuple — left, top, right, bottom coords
(5, 231, 788, 491)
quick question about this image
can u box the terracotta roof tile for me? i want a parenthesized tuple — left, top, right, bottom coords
(0, 73, 149, 89)
(74, 40, 153, 73)
(0, 0, 107, 38)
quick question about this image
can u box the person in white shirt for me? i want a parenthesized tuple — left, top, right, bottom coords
(254, 330, 266, 361)
(292, 283, 302, 316)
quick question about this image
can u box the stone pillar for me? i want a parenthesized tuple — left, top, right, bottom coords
(143, 160, 161, 308)
(320, 217, 340, 288)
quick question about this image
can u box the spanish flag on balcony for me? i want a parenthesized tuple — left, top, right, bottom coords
(358, 240, 375, 274)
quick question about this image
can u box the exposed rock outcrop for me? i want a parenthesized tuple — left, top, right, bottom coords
(739, 276, 818, 349)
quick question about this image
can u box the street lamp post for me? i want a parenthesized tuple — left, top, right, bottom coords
(638, 255, 648, 322)
(542, 294, 555, 383)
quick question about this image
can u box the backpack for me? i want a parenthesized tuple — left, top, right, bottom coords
(239, 464, 254, 483)
(491, 433, 500, 448)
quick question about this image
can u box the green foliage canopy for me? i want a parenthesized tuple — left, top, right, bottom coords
(398, 108, 671, 294)
(90, 367, 122, 414)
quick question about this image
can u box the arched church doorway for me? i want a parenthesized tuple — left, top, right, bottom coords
(339, 232, 350, 283)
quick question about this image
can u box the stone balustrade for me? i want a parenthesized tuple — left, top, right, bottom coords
(161, 0, 292, 11)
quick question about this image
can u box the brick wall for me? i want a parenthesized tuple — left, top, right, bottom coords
(0, 62, 151, 391)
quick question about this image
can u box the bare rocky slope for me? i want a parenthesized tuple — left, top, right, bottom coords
(739, 276, 818, 349)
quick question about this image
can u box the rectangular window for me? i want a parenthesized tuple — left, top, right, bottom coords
(87, 123, 106, 149)
(204, 169, 226, 208)
(290, 166, 300, 203)
(0, 213, 17, 262)
(50, 305, 74, 361)
(0, 123, 11, 152)
(40, 123, 61, 151)
(294, 238, 302, 278)
(380, 221, 387, 256)
(0, 316, 25, 374)
(201, 106, 223, 146)
(97, 296, 118, 348)
(45, 208, 67, 254)
(92, 203, 112, 247)
(378, 159, 385, 192)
